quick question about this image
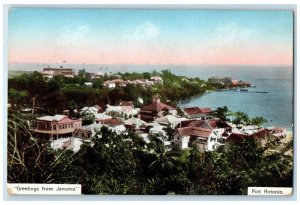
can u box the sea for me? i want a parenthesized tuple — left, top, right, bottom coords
(8, 63, 294, 130)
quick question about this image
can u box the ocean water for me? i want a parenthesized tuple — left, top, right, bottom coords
(8, 63, 294, 129)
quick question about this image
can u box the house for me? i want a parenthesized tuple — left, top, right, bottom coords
(106, 103, 140, 118)
(97, 118, 126, 135)
(119, 101, 134, 115)
(231, 80, 251, 88)
(93, 71, 105, 79)
(95, 113, 112, 122)
(42, 66, 75, 78)
(84, 82, 93, 87)
(150, 76, 163, 84)
(32, 115, 82, 138)
(103, 80, 116, 88)
(124, 117, 147, 131)
(80, 105, 101, 116)
(139, 97, 176, 122)
(208, 76, 232, 85)
(187, 119, 220, 130)
(147, 122, 167, 138)
(183, 107, 212, 119)
(154, 115, 187, 129)
(112, 79, 127, 87)
(51, 137, 88, 153)
(173, 127, 223, 151)
(105, 105, 122, 115)
(224, 128, 269, 149)
(74, 123, 104, 139)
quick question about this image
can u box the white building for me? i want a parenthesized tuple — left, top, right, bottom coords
(173, 127, 224, 151)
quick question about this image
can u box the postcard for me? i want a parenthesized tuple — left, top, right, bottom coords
(7, 7, 294, 196)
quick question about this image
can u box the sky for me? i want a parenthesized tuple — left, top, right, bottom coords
(8, 8, 294, 65)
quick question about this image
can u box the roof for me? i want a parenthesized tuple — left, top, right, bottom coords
(188, 119, 218, 129)
(184, 107, 211, 115)
(199, 108, 212, 114)
(120, 101, 133, 107)
(155, 115, 187, 124)
(175, 127, 212, 138)
(95, 113, 112, 120)
(124, 118, 146, 126)
(141, 101, 175, 112)
(184, 107, 202, 115)
(98, 118, 122, 126)
(81, 106, 99, 114)
(37, 115, 67, 122)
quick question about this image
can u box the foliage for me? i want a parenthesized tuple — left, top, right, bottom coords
(251, 116, 268, 127)
(7, 110, 74, 183)
(212, 106, 229, 121)
(7, 71, 292, 195)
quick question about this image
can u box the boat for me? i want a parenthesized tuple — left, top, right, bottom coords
(251, 85, 257, 88)
(240, 89, 248, 92)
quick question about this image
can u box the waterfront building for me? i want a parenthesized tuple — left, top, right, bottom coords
(183, 107, 212, 119)
(208, 76, 232, 85)
(42, 66, 75, 78)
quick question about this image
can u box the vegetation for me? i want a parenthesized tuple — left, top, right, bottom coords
(8, 70, 217, 114)
(7, 70, 290, 195)
(7, 111, 292, 194)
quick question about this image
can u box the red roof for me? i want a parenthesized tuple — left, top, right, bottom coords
(227, 129, 269, 142)
(141, 101, 175, 112)
(98, 118, 121, 126)
(120, 101, 133, 107)
(199, 108, 212, 114)
(184, 107, 212, 115)
(175, 127, 212, 138)
(188, 119, 218, 129)
(184, 107, 202, 115)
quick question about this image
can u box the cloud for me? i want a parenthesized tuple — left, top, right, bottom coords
(126, 20, 160, 40)
(210, 22, 256, 47)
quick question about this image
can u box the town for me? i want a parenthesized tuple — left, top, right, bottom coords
(12, 66, 289, 153)
(8, 66, 293, 195)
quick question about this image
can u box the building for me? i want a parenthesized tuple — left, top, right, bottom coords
(42, 66, 75, 78)
(124, 117, 147, 131)
(103, 79, 127, 88)
(32, 115, 82, 138)
(93, 71, 105, 79)
(139, 97, 176, 122)
(231, 80, 251, 87)
(80, 105, 102, 116)
(97, 118, 126, 135)
(208, 76, 232, 85)
(183, 107, 212, 119)
(51, 137, 86, 153)
(84, 82, 93, 87)
(154, 115, 187, 129)
(150, 76, 163, 84)
(119, 101, 134, 115)
(173, 127, 223, 151)
(103, 80, 116, 88)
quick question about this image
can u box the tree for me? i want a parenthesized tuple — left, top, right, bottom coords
(8, 88, 28, 108)
(82, 114, 95, 126)
(251, 116, 268, 127)
(232, 111, 251, 126)
(212, 106, 229, 121)
(7, 110, 71, 183)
